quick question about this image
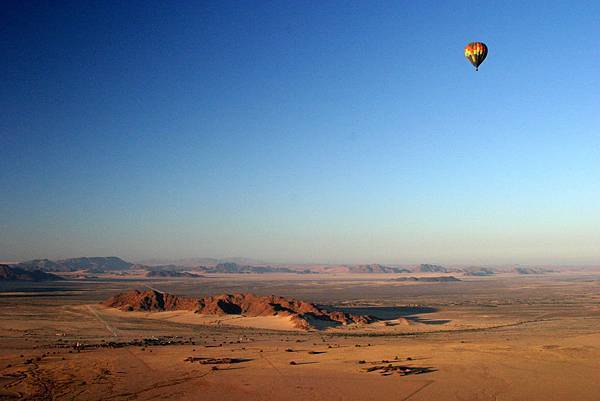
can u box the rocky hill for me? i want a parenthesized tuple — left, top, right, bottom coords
(348, 264, 411, 274)
(417, 264, 450, 273)
(0, 265, 64, 281)
(103, 289, 376, 330)
(145, 271, 204, 278)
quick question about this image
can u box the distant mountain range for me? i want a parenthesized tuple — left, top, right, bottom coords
(137, 257, 267, 267)
(0, 265, 64, 281)
(14, 257, 132, 272)
(7, 257, 558, 277)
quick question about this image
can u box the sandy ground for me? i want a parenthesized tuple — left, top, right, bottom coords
(99, 308, 304, 331)
(1, 271, 600, 400)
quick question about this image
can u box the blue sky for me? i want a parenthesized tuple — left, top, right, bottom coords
(1, 1, 599, 264)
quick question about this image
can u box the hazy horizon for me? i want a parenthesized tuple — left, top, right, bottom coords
(3, 254, 600, 268)
(2, 1, 599, 264)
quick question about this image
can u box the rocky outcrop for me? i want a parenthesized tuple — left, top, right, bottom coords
(103, 289, 376, 330)
(102, 290, 200, 312)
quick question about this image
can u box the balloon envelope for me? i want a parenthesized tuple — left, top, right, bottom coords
(464, 42, 488, 71)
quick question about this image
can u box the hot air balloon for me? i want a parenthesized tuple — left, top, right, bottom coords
(464, 42, 488, 71)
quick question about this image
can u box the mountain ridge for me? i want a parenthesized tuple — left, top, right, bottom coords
(14, 257, 132, 272)
(0, 265, 64, 281)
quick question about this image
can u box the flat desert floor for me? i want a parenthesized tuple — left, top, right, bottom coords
(1, 271, 600, 400)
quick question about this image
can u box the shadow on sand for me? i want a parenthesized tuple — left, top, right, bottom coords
(324, 306, 451, 326)
(184, 357, 253, 364)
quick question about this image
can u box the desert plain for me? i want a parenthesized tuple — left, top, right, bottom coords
(1, 269, 600, 400)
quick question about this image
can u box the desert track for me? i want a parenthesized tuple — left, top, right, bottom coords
(86, 305, 119, 337)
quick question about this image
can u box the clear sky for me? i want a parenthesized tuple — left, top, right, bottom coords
(1, 1, 599, 264)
